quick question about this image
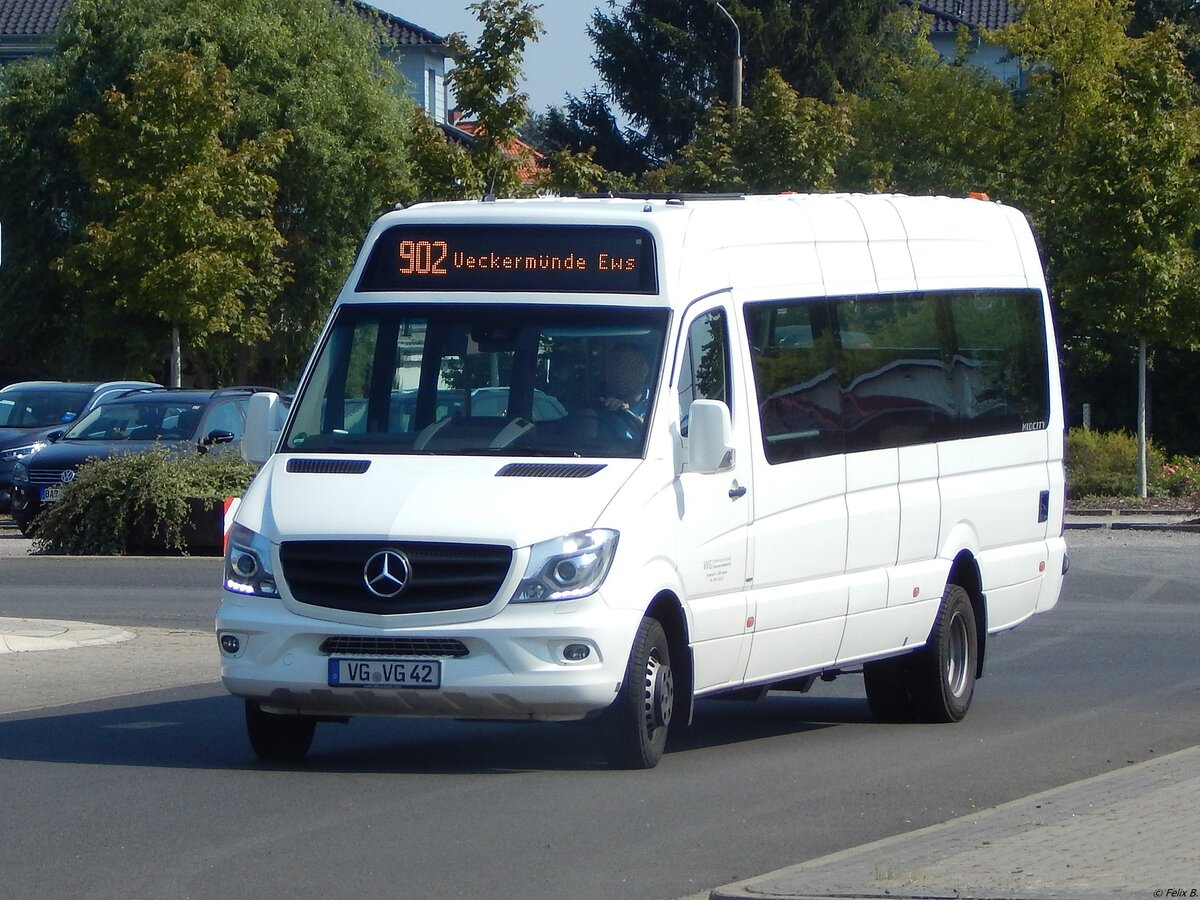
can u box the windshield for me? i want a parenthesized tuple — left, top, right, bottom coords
(65, 400, 205, 442)
(0, 389, 91, 427)
(285, 303, 669, 458)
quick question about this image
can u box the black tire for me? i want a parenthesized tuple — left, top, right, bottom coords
(244, 700, 316, 761)
(863, 656, 917, 723)
(910, 585, 978, 723)
(607, 616, 674, 769)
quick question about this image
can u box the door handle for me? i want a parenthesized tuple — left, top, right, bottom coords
(729, 482, 747, 500)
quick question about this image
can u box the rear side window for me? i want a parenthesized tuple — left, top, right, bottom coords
(745, 289, 1049, 464)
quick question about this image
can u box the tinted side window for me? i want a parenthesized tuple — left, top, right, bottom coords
(746, 290, 1049, 464)
(952, 290, 1050, 436)
(745, 299, 843, 463)
(677, 309, 730, 436)
(835, 292, 958, 452)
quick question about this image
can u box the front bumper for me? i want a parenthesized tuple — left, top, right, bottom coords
(216, 592, 642, 721)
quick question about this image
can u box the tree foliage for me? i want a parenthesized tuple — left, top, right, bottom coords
(584, 0, 894, 164)
(57, 51, 291, 382)
(649, 70, 852, 192)
(444, 0, 544, 198)
(998, 0, 1200, 352)
(0, 0, 413, 384)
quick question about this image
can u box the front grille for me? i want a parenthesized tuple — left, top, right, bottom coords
(25, 467, 70, 486)
(279, 540, 512, 614)
(319, 636, 469, 658)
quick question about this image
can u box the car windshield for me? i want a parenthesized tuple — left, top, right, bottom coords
(0, 389, 92, 427)
(64, 401, 205, 442)
(285, 303, 669, 459)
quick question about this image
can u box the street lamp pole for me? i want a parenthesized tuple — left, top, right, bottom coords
(709, 0, 742, 109)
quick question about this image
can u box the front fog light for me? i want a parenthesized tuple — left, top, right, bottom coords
(563, 643, 591, 662)
(219, 633, 241, 655)
(513, 529, 619, 603)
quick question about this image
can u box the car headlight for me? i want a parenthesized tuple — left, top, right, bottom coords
(512, 529, 619, 603)
(13, 461, 28, 482)
(0, 442, 45, 463)
(224, 523, 280, 598)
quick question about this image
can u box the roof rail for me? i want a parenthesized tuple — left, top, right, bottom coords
(212, 385, 279, 398)
(576, 192, 745, 202)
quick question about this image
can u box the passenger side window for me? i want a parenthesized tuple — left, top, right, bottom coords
(203, 401, 244, 439)
(746, 289, 1049, 464)
(677, 309, 730, 437)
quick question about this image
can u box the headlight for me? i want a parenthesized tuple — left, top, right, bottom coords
(0, 442, 45, 462)
(224, 523, 280, 598)
(512, 529, 619, 603)
(13, 461, 28, 482)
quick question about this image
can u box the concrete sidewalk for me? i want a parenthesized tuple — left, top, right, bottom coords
(710, 745, 1199, 899)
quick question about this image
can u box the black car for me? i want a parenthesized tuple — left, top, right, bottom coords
(10, 386, 273, 534)
(0, 380, 161, 515)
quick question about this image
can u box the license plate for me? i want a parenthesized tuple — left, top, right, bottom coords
(39, 486, 62, 503)
(328, 657, 441, 689)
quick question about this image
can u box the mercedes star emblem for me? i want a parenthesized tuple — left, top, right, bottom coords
(363, 549, 411, 599)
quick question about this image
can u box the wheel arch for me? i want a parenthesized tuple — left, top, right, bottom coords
(646, 590, 694, 725)
(947, 550, 987, 678)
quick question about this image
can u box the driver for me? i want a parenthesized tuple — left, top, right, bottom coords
(599, 342, 650, 419)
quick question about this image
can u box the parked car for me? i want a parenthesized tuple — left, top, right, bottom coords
(10, 386, 273, 534)
(0, 380, 161, 515)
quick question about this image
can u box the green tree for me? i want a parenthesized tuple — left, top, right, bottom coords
(585, 0, 895, 164)
(57, 51, 290, 386)
(649, 70, 853, 193)
(0, 0, 413, 384)
(840, 7, 1017, 196)
(998, 0, 1200, 494)
(444, 0, 544, 198)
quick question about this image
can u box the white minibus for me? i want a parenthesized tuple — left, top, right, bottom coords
(217, 193, 1066, 768)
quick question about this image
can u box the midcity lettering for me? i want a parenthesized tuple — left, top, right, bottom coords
(451, 250, 637, 272)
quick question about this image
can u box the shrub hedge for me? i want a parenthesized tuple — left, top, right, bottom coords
(30, 446, 257, 555)
(1066, 427, 1199, 501)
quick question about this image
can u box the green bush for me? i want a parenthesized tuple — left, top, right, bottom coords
(1067, 428, 1200, 501)
(31, 447, 256, 555)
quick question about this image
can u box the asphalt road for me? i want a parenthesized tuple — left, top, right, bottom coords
(0, 529, 1197, 900)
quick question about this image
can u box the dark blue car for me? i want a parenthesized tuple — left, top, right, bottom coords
(10, 386, 275, 534)
(0, 380, 160, 516)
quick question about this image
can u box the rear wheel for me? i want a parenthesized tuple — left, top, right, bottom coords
(911, 585, 978, 723)
(244, 700, 316, 761)
(607, 616, 674, 769)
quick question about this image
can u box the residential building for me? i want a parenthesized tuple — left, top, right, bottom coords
(908, 0, 1021, 85)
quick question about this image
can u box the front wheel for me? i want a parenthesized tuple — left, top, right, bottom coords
(606, 616, 674, 769)
(245, 700, 316, 761)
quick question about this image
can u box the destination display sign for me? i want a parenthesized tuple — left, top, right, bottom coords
(357, 224, 658, 294)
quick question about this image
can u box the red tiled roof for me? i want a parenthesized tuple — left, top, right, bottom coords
(452, 118, 547, 182)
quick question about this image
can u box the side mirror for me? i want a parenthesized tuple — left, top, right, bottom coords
(46, 430, 65, 443)
(686, 399, 735, 474)
(242, 392, 280, 465)
(203, 429, 235, 447)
